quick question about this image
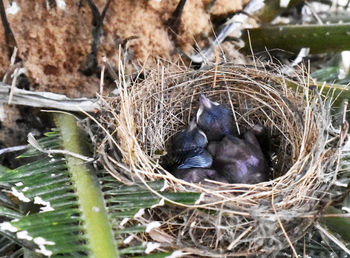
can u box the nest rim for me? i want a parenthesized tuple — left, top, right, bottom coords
(96, 63, 345, 255)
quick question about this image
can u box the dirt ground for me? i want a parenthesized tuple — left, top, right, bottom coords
(1, 0, 249, 96)
(0, 0, 251, 154)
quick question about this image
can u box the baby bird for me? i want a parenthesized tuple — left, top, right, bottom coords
(248, 124, 272, 169)
(196, 94, 235, 141)
(165, 119, 212, 171)
(208, 129, 269, 184)
(172, 168, 228, 183)
(177, 149, 212, 169)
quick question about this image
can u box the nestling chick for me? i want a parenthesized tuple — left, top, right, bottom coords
(164, 119, 210, 170)
(248, 124, 272, 168)
(208, 129, 269, 184)
(196, 94, 235, 141)
(172, 168, 228, 183)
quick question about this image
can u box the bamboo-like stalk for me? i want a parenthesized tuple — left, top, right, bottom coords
(255, 0, 305, 23)
(54, 113, 118, 258)
(242, 24, 350, 54)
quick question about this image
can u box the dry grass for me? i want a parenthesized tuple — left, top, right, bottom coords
(95, 62, 346, 256)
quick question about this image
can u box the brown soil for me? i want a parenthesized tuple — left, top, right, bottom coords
(1, 0, 248, 97)
(0, 0, 249, 154)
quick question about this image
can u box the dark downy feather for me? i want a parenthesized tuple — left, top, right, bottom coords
(208, 129, 269, 184)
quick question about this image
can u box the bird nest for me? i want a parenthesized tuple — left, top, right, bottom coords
(96, 63, 346, 256)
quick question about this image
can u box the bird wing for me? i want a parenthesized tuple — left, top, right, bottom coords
(177, 150, 213, 169)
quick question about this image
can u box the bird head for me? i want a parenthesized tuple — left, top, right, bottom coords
(172, 119, 207, 153)
(197, 94, 220, 121)
(196, 94, 234, 141)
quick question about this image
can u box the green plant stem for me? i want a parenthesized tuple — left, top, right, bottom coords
(54, 113, 119, 258)
(320, 206, 350, 243)
(242, 24, 350, 54)
(270, 73, 350, 108)
(255, 0, 305, 23)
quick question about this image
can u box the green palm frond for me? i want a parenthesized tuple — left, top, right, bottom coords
(0, 113, 200, 257)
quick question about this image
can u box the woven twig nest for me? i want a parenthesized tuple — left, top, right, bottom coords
(97, 63, 346, 256)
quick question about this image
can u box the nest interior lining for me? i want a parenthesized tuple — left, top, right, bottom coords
(133, 66, 307, 179)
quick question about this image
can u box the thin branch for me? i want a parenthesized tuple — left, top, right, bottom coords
(0, 145, 28, 155)
(0, 83, 100, 112)
(188, 0, 265, 64)
(0, 0, 17, 58)
(81, 0, 112, 75)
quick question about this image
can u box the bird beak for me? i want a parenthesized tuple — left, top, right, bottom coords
(199, 94, 212, 109)
(188, 119, 197, 131)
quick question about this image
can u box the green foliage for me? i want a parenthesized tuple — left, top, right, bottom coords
(0, 113, 201, 257)
(320, 207, 350, 245)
